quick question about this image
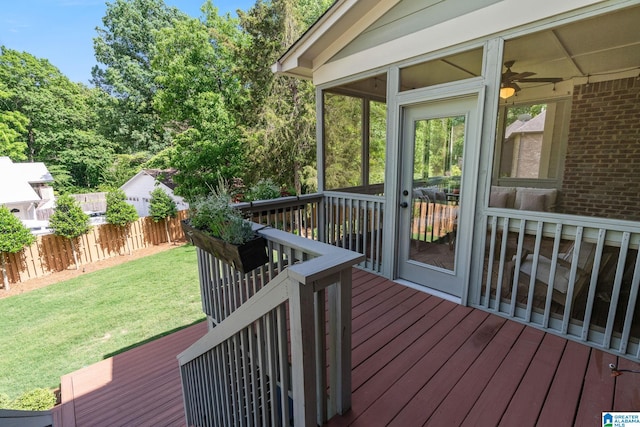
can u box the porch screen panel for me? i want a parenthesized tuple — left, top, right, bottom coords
(324, 93, 363, 190)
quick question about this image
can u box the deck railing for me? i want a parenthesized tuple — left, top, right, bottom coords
(237, 192, 385, 274)
(476, 210, 640, 361)
(179, 225, 364, 426)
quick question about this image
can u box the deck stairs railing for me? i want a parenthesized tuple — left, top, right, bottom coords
(178, 224, 364, 426)
(477, 210, 640, 361)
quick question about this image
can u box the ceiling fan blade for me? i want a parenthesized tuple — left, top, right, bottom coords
(517, 77, 563, 83)
(510, 71, 536, 80)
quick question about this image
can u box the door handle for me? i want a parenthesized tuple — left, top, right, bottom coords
(400, 202, 409, 208)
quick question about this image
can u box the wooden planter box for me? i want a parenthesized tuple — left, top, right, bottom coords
(181, 220, 268, 274)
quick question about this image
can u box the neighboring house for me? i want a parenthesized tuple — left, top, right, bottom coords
(0, 156, 54, 233)
(500, 110, 546, 179)
(120, 169, 188, 217)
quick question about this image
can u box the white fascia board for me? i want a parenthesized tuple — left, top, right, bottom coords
(312, 0, 609, 85)
(275, 0, 401, 76)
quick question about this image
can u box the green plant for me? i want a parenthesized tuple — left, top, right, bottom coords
(246, 179, 281, 202)
(189, 183, 255, 245)
(0, 206, 36, 291)
(0, 392, 11, 408)
(49, 194, 91, 270)
(12, 388, 56, 411)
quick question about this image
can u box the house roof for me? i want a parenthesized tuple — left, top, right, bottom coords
(0, 157, 52, 205)
(121, 169, 179, 192)
(504, 110, 546, 139)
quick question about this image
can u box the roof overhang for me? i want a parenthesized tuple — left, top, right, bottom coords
(272, 0, 401, 80)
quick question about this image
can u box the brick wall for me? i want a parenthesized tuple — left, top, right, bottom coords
(560, 77, 640, 220)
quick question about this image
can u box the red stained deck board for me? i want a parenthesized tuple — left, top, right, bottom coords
(536, 339, 591, 426)
(427, 319, 526, 426)
(613, 356, 640, 411)
(353, 309, 490, 426)
(499, 333, 567, 427)
(387, 314, 506, 427)
(327, 303, 471, 426)
(574, 349, 618, 426)
(351, 286, 428, 346)
(460, 326, 546, 426)
(350, 295, 444, 387)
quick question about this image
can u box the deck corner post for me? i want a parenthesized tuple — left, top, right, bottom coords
(289, 279, 318, 427)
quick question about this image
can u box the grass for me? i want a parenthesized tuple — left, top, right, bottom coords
(0, 245, 204, 401)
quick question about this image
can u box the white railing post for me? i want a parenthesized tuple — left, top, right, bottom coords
(288, 278, 318, 427)
(328, 267, 352, 415)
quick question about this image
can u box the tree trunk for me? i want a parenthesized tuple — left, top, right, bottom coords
(1, 253, 9, 291)
(70, 238, 79, 270)
(164, 218, 172, 244)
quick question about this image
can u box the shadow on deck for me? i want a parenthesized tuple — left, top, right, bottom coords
(53, 269, 639, 426)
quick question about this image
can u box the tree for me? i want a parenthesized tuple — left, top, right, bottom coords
(152, 10, 245, 200)
(0, 84, 28, 161)
(0, 206, 36, 290)
(106, 189, 138, 255)
(149, 186, 177, 243)
(237, 0, 329, 193)
(92, 0, 186, 154)
(0, 47, 116, 190)
(48, 194, 91, 270)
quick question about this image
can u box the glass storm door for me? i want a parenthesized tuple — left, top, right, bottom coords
(397, 96, 479, 297)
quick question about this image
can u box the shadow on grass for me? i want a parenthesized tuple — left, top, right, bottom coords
(103, 317, 206, 360)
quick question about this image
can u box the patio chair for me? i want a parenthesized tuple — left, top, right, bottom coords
(515, 240, 607, 306)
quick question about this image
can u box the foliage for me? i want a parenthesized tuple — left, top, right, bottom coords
(49, 194, 91, 240)
(246, 178, 281, 201)
(11, 388, 56, 411)
(189, 180, 254, 245)
(0, 84, 28, 160)
(237, 0, 322, 194)
(92, 0, 185, 154)
(0, 245, 202, 400)
(151, 10, 245, 200)
(0, 206, 35, 254)
(0, 47, 116, 188)
(106, 188, 138, 227)
(0, 392, 11, 408)
(0, 206, 36, 290)
(149, 187, 177, 222)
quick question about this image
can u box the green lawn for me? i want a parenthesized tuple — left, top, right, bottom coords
(0, 245, 204, 400)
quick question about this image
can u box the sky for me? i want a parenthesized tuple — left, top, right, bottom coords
(0, 0, 256, 85)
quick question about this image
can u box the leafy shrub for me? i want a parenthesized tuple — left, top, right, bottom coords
(246, 179, 280, 201)
(11, 388, 56, 411)
(0, 393, 11, 408)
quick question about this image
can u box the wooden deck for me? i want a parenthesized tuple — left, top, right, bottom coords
(53, 269, 640, 426)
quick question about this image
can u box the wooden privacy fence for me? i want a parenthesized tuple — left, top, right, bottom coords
(3, 210, 188, 285)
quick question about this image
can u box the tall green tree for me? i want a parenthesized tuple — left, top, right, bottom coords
(0, 47, 115, 190)
(152, 9, 245, 200)
(106, 189, 138, 255)
(0, 206, 36, 291)
(0, 84, 28, 161)
(238, 0, 331, 194)
(92, 0, 186, 154)
(149, 187, 177, 243)
(49, 195, 91, 270)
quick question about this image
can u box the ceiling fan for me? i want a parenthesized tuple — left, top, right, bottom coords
(500, 60, 563, 98)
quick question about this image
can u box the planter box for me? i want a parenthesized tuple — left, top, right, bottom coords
(181, 220, 268, 274)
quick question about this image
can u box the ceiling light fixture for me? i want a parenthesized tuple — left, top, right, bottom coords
(499, 83, 516, 99)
